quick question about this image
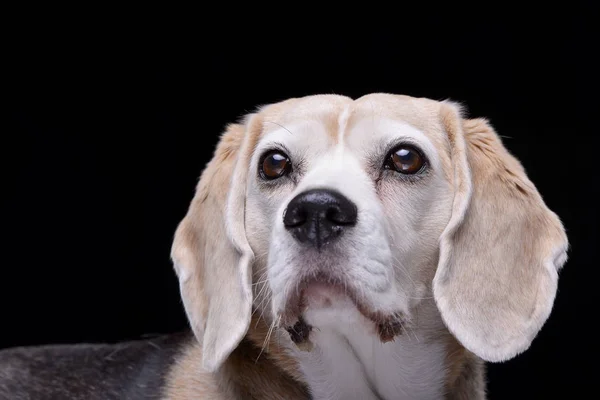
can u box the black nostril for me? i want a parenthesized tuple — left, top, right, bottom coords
(325, 208, 338, 223)
(283, 207, 307, 228)
(325, 204, 357, 225)
(283, 188, 358, 248)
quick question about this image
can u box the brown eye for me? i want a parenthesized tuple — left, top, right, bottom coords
(260, 150, 291, 180)
(387, 145, 425, 174)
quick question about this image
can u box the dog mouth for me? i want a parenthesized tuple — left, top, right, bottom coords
(279, 272, 405, 349)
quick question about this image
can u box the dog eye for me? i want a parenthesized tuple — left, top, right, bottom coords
(385, 145, 425, 174)
(260, 150, 292, 180)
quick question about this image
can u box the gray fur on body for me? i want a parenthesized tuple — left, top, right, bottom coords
(0, 333, 191, 400)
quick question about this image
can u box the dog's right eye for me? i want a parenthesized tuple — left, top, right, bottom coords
(259, 150, 292, 180)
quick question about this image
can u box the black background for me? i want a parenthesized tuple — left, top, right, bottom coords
(3, 6, 598, 399)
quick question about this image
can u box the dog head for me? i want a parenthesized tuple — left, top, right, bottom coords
(171, 94, 568, 372)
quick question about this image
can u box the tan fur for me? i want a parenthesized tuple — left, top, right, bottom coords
(261, 94, 351, 142)
(163, 315, 310, 400)
(435, 103, 568, 363)
(167, 93, 567, 399)
(171, 116, 266, 372)
(163, 324, 484, 399)
(443, 333, 487, 399)
(444, 334, 469, 391)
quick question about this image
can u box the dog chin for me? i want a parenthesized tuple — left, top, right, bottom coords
(301, 283, 375, 331)
(279, 275, 406, 346)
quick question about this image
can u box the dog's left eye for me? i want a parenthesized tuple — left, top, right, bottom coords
(260, 150, 292, 180)
(385, 145, 426, 174)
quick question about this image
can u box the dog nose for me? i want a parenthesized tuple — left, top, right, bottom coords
(283, 189, 358, 249)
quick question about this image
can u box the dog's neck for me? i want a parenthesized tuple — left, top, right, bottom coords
(248, 297, 482, 400)
(284, 298, 450, 400)
(164, 306, 482, 400)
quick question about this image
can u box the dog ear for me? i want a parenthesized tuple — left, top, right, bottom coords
(170, 115, 261, 372)
(433, 102, 569, 363)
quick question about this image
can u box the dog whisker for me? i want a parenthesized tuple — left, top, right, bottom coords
(264, 120, 294, 136)
(255, 293, 272, 326)
(253, 280, 269, 298)
(391, 254, 417, 288)
(252, 278, 269, 287)
(252, 288, 272, 319)
(255, 319, 275, 364)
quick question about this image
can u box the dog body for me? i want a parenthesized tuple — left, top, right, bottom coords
(0, 94, 568, 399)
(0, 333, 190, 400)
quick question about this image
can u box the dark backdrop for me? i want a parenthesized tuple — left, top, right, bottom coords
(3, 7, 598, 399)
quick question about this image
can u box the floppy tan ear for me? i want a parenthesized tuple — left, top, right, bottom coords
(170, 116, 260, 372)
(434, 102, 569, 363)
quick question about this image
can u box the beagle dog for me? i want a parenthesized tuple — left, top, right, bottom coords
(0, 93, 568, 400)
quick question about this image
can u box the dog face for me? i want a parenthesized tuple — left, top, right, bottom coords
(245, 95, 454, 340)
(171, 94, 568, 372)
